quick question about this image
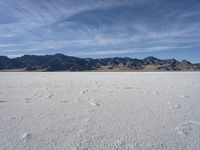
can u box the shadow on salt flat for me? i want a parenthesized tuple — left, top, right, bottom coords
(80, 90, 87, 94)
(179, 95, 189, 99)
(0, 100, 8, 103)
(25, 98, 32, 103)
(89, 98, 100, 107)
(20, 133, 32, 142)
(124, 87, 134, 90)
(93, 81, 100, 87)
(89, 102, 100, 107)
(46, 94, 53, 99)
(59, 100, 69, 103)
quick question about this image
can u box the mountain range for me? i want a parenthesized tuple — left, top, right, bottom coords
(0, 54, 200, 71)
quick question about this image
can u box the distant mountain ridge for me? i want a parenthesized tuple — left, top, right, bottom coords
(0, 54, 200, 71)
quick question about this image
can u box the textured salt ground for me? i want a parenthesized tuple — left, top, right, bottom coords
(0, 72, 200, 150)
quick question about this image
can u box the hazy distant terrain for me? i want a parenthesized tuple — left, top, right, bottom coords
(1, 54, 200, 71)
(0, 72, 200, 150)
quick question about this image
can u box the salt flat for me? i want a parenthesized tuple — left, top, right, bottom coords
(0, 72, 200, 150)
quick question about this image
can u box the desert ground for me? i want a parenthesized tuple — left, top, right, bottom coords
(0, 72, 200, 150)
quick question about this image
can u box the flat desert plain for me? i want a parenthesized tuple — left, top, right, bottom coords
(0, 72, 200, 150)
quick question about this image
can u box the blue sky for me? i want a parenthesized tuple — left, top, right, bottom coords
(0, 0, 200, 62)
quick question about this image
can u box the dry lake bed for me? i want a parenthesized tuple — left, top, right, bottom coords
(0, 72, 200, 150)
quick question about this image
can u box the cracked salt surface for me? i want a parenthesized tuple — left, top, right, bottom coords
(0, 72, 200, 150)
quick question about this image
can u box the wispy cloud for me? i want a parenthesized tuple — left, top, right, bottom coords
(0, 0, 200, 59)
